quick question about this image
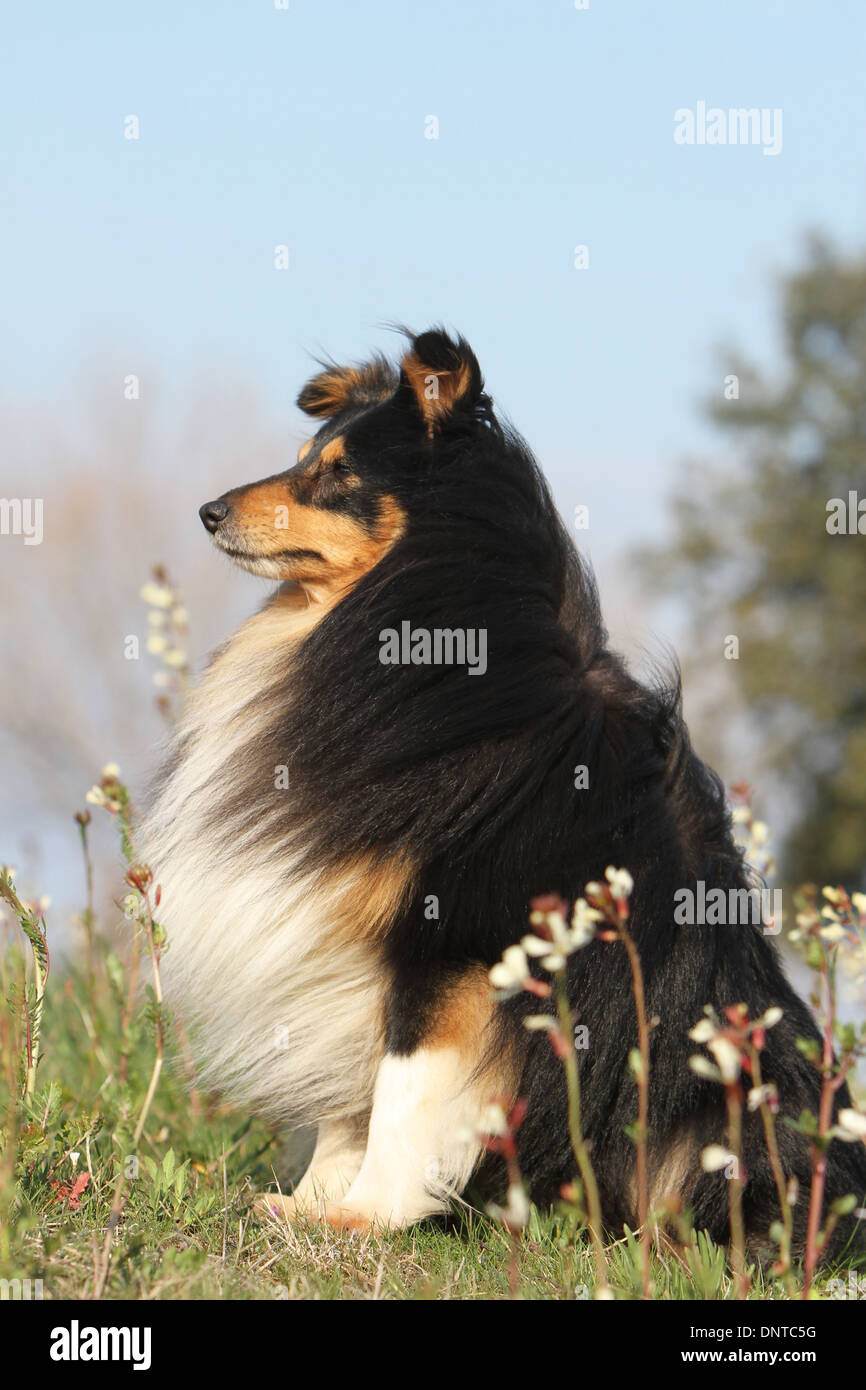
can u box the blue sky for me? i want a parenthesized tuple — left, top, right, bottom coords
(4, 0, 865, 567)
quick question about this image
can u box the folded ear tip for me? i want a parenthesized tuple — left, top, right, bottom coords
(398, 330, 484, 434)
(407, 329, 482, 387)
(410, 327, 476, 374)
(296, 381, 328, 416)
(296, 357, 399, 418)
(410, 327, 452, 362)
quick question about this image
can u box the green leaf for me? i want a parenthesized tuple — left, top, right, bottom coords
(830, 1192, 858, 1216)
(806, 939, 825, 971)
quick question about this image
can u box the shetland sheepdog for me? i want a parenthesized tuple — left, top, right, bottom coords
(144, 328, 866, 1253)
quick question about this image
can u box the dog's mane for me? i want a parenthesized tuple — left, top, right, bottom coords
(202, 409, 743, 925)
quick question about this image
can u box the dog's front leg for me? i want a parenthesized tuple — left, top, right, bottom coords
(317, 965, 516, 1231)
(316, 1050, 481, 1229)
(257, 1115, 368, 1222)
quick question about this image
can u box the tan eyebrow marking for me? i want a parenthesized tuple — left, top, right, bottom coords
(319, 436, 347, 465)
(297, 439, 314, 462)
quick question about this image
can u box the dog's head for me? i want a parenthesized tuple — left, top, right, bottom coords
(199, 328, 486, 603)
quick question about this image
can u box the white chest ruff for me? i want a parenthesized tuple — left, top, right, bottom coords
(141, 597, 385, 1125)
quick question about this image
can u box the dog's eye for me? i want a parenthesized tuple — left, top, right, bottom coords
(332, 460, 352, 477)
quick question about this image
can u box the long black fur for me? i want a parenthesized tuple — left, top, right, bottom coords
(207, 328, 866, 1257)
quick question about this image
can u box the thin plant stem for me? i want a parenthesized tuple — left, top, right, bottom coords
(616, 917, 652, 1298)
(119, 926, 141, 1084)
(554, 974, 610, 1295)
(132, 889, 165, 1149)
(76, 812, 97, 1006)
(747, 1047, 794, 1289)
(723, 1080, 748, 1299)
(802, 955, 851, 1297)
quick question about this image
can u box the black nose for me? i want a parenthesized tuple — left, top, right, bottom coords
(199, 499, 229, 533)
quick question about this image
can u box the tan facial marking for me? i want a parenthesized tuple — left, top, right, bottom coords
(319, 436, 347, 465)
(223, 484, 406, 601)
(297, 439, 314, 462)
(318, 494, 405, 593)
(230, 481, 297, 548)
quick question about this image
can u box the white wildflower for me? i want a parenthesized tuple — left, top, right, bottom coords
(689, 1055, 722, 1083)
(140, 581, 173, 608)
(747, 1084, 776, 1112)
(489, 945, 530, 995)
(756, 1006, 783, 1029)
(689, 1019, 715, 1043)
(708, 1035, 742, 1084)
(820, 924, 848, 944)
(488, 1181, 530, 1229)
(477, 1102, 509, 1138)
(605, 866, 634, 899)
(570, 898, 602, 950)
(837, 1109, 866, 1141)
(701, 1145, 734, 1173)
(540, 952, 566, 972)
